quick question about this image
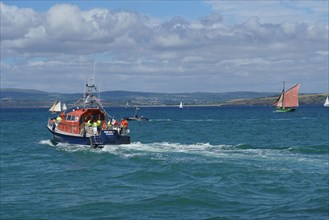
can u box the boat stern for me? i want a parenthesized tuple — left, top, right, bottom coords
(100, 129, 131, 145)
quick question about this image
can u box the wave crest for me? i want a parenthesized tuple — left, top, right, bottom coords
(39, 140, 328, 160)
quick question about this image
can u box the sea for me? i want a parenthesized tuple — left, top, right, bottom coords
(1, 106, 328, 219)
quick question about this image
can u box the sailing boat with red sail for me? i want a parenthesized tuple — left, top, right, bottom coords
(273, 82, 300, 112)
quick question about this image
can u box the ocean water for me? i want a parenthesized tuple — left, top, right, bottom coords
(0, 106, 328, 219)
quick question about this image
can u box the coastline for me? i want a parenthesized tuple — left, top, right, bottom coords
(1, 92, 327, 108)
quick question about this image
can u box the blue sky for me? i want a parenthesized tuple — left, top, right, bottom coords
(1, 1, 328, 93)
(3, 1, 212, 19)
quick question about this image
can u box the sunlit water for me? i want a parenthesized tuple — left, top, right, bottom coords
(1, 106, 328, 219)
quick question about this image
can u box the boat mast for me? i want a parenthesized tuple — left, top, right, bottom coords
(83, 78, 87, 109)
(93, 62, 101, 103)
(281, 81, 285, 108)
(93, 62, 96, 85)
(99, 81, 101, 101)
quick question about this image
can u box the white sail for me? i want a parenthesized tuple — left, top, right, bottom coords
(49, 101, 57, 112)
(324, 97, 329, 107)
(179, 101, 183, 108)
(62, 103, 67, 111)
(49, 100, 62, 112)
(54, 101, 62, 112)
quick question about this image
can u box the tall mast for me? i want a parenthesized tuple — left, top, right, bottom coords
(99, 80, 101, 101)
(93, 62, 96, 85)
(281, 81, 285, 108)
(83, 78, 86, 109)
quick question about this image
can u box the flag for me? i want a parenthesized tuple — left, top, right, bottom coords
(111, 118, 118, 126)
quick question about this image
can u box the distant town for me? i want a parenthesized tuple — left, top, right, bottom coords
(0, 88, 327, 108)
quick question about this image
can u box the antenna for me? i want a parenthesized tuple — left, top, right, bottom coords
(93, 62, 96, 84)
(99, 80, 102, 100)
(83, 78, 87, 109)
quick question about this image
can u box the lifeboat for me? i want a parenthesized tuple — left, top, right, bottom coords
(47, 78, 130, 147)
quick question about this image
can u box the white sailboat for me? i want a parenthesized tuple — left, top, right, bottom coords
(324, 96, 329, 107)
(49, 100, 62, 113)
(62, 103, 67, 111)
(179, 101, 183, 109)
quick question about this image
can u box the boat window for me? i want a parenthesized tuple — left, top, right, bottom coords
(71, 115, 76, 121)
(67, 115, 72, 121)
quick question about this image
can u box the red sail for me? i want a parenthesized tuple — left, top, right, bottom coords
(282, 83, 300, 107)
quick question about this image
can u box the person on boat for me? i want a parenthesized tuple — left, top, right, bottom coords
(92, 120, 98, 135)
(80, 122, 86, 137)
(56, 116, 62, 125)
(120, 119, 128, 128)
(49, 117, 56, 124)
(86, 119, 93, 136)
(119, 119, 128, 134)
(97, 119, 101, 133)
(50, 117, 56, 130)
(102, 121, 107, 130)
(87, 119, 92, 127)
(107, 120, 112, 129)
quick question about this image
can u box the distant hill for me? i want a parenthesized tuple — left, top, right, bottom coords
(0, 88, 327, 108)
(225, 93, 329, 106)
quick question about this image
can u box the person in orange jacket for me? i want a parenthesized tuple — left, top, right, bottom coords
(119, 119, 128, 135)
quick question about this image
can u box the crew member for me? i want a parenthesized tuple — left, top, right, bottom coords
(120, 119, 128, 128)
(56, 116, 62, 125)
(107, 120, 112, 129)
(86, 119, 92, 135)
(120, 119, 128, 135)
(92, 120, 98, 135)
(50, 117, 56, 130)
(102, 121, 107, 130)
(97, 119, 101, 133)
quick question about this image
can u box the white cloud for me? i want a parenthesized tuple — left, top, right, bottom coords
(1, 2, 328, 93)
(205, 0, 328, 24)
(1, 3, 38, 40)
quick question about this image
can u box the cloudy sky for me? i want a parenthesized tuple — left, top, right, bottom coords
(1, 0, 328, 93)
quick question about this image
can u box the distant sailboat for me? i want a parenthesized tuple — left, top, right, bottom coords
(62, 103, 67, 112)
(179, 101, 183, 109)
(273, 82, 300, 112)
(324, 97, 329, 107)
(49, 100, 62, 113)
